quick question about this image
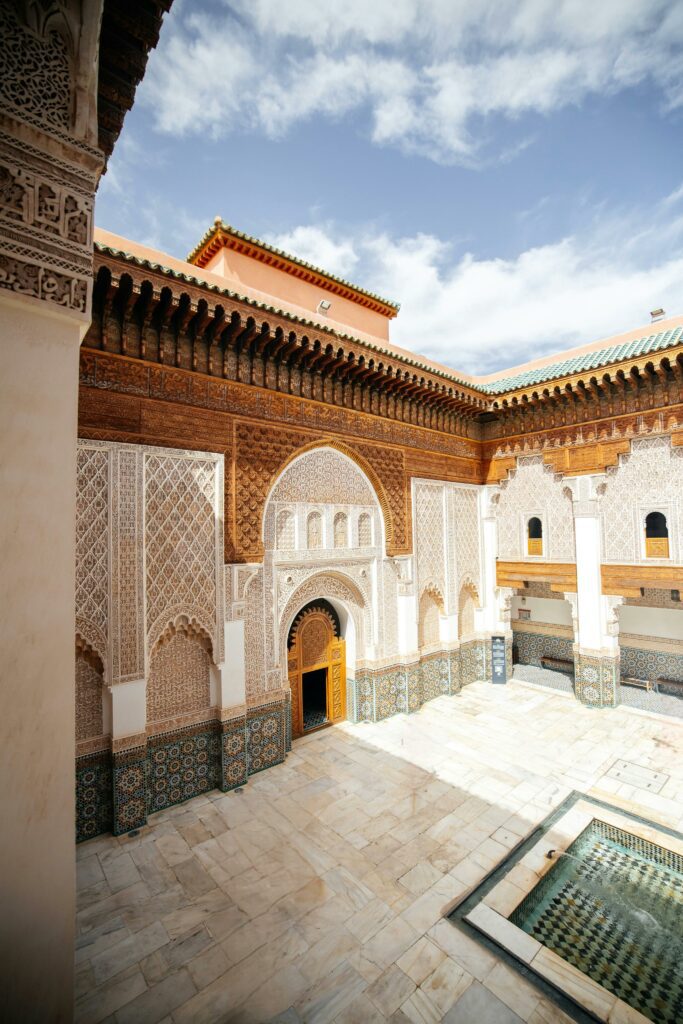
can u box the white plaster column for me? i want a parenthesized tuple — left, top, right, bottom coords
(477, 486, 513, 681)
(110, 678, 147, 741)
(440, 612, 459, 644)
(568, 475, 620, 705)
(219, 619, 247, 708)
(0, 7, 105, 1017)
(396, 558, 418, 655)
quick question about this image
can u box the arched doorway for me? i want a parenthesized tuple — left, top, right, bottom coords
(287, 602, 346, 738)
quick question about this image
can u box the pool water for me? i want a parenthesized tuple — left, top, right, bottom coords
(510, 820, 683, 1023)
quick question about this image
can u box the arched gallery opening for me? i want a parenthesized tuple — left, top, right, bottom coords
(510, 582, 576, 686)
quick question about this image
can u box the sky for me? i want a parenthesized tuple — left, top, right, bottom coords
(96, 0, 683, 374)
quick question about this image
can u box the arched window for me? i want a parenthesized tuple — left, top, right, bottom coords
(276, 509, 295, 549)
(307, 511, 323, 549)
(645, 511, 669, 558)
(334, 511, 348, 548)
(527, 516, 543, 556)
(358, 512, 372, 547)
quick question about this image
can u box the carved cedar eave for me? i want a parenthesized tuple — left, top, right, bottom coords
(601, 563, 683, 599)
(87, 249, 488, 425)
(489, 345, 683, 411)
(97, 0, 173, 162)
(482, 402, 683, 467)
(497, 560, 577, 594)
(486, 350, 683, 445)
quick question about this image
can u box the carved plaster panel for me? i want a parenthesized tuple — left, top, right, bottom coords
(496, 456, 575, 562)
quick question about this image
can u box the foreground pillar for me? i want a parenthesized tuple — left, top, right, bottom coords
(569, 476, 620, 707)
(0, 5, 104, 1019)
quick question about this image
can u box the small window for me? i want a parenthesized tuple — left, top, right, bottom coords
(527, 516, 543, 556)
(358, 513, 372, 547)
(645, 511, 669, 559)
(307, 511, 323, 549)
(333, 512, 348, 548)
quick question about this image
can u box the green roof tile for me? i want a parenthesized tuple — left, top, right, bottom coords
(479, 326, 683, 395)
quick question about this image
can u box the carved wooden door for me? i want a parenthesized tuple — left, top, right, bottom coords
(288, 608, 346, 739)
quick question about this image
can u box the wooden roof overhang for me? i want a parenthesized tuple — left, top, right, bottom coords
(489, 345, 683, 415)
(97, 0, 173, 162)
(87, 245, 489, 424)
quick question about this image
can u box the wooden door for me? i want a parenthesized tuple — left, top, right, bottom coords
(288, 608, 346, 739)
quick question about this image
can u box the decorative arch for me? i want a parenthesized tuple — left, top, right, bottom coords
(263, 439, 393, 551)
(147, 617, 213, 725)
(279, 570, 367, 672)
(75, 634, 104, 743)
(148, 606, 215, 662)
(458, 582, 478, 640)
(75, 617, 106, 678)
(150, 614, 214, 657)
(333, 511, 348, 548)
(418, 586, 444, 649)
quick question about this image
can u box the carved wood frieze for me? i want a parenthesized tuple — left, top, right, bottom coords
(601, 563, 683, 599)
(496, 560, 578, 593)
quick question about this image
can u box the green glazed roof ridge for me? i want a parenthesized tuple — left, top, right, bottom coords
(93, 242, 478, 391)
(187, 219, 401, 313)
(479, 326, 683, 395)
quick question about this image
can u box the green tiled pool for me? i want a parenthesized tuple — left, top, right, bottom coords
(510, 820, 683, 1023)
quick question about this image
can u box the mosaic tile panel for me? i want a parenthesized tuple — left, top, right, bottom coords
(575, 651, 619, 708)
(76, 750, 113, 843)
(460, 639, 487, 686)
(147, 723, 221, 814)
(513, 629, 574, 672)
(420, 655, 450, 704)
(246, 703, 286, 775)
(621, 646, 683, 689)
(511, 819, 683, 1024)
(221, 718, 247, 790)
(375, 668, 408, 721)
(112, 745, 147, 836)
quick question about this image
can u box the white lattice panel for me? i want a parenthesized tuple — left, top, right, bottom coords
(496, 456, 575, 561)
(601, 437, 683, 563)
(75, 445, 109, 660)
(415, 481, 446, 599)
(269, 448, 374, 505)
(145, 454, 219, 651)
(453, 487, 481, 594)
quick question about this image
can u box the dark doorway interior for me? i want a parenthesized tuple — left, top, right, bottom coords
(302, 668, 328, 731)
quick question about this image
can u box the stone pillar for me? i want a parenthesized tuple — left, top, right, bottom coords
(218, 619, 248, 789)
(479, 486, 513, 681)
(110, 679, 147, 834)
(0, 4, 105, 1020)
(568, 475, 620, 707)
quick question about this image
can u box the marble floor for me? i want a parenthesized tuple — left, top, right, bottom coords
(75, 680, 683, 1024)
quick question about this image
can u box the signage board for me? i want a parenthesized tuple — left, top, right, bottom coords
(491, 635, 507, 684)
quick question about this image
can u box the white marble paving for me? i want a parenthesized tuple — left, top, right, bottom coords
(75, 680, 683, 1023)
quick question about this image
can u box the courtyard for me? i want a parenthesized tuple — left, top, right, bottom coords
(74, 680, 683, 1023)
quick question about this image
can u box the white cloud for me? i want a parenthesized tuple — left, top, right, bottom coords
(266, 225, 359, 277)
(268, 188, 683, 373)
(139, 0, 683, 164)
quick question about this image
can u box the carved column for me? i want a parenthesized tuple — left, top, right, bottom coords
(0, 3, 106, 1020)
(479, 486, 513, 682)
(567, 475, 620, 707)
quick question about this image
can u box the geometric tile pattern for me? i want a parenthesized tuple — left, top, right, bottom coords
(246, 702, 286, 775)
(511, 819, 683, 1024)
(75, 750, 113, 842)
(575, 651, 620, 708)
(621, 645, 683, 689)
(112, 744, 147, 836)
(147, 724, 221, 814)
(513, 629, 575, 673)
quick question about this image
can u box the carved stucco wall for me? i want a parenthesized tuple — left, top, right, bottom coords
(496, 456, 575, 562)
(601, 437, 683, 564)
(147, 632, 212, 725)
(75, 440, 224, 734)
(413, 480, 482, 620)
(248, 447, 386, 698)
(75, 652, 103, 742)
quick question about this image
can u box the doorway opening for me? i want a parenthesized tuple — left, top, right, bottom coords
(287, 601, 346, 739)
(302, 667, 328, 731)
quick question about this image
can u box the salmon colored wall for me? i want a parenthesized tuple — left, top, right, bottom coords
(204, 247, 391, 342)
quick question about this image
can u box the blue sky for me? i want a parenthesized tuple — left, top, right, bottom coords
(97, 0, 683, 373)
